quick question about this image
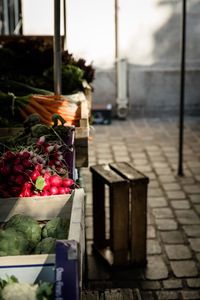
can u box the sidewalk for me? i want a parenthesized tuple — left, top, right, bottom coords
(80, 116, 200, 300)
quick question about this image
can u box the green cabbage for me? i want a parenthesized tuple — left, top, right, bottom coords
(34, 237, 56, 254)
(0, 228, 29, 256)
(42, 217, 70, 240)
(4, 214, 42, 250)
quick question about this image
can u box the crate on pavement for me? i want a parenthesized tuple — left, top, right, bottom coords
(90, 162, 149, 267)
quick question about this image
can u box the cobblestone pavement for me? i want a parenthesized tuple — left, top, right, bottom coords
(80, 116, 200, 300)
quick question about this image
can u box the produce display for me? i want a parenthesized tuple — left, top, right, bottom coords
(0, 112, 76, 194)
(0, 275, 53, 299)
(0, 37, 89, 297)
(0, 37, 95, 127)
(0, 214, 70, 256)
(0, 83, 83, 127)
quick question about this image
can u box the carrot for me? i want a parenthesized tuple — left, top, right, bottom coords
(29, 100, 52, 119)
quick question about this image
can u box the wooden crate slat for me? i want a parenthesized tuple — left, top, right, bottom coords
(90, 164, 127, 185)
(110, 162, 149, 183)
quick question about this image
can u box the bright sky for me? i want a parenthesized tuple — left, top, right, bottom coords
(22, 0, 172, 68)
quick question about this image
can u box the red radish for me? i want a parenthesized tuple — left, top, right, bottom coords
(20, 189, 32, 197)
(20, 151, 31, 159)
(15, 175, 26, 185)
(41, 190, 50, 196)
(30, 170, 40, 182)
(49, 175, 62, 187)
(13, 157, 21, 165)
(49, 186, 59, 195)
(58, 186, 66, 194)
(22, 160, 32, 169)
(64, 187, 71, 194)
(36, 136, 45, 147)
(44, 170, 51, 179)
(13, 164, 24, 174)
(23, 182, 32, 189)
(0, 165, 11, 176)
(62, 178, 74, 188)
(43, 180, 50, 192)
(34, 164, 42, 173)
(4, 151, 16, 160)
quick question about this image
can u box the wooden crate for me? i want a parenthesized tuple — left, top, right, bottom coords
(0, 188, 85, 284)
(90, 162, 149, 267)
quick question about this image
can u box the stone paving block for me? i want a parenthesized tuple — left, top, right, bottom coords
(170, 261, 198, 277)
(166, 191, 186, 200)
(188, 238, 200, 252)
(148, 197, 168, 208)
(163, 183, 181, 191)
(194, 204, 200, 214)
(160, 231, 185, 244)
(145, 256, 168, 280)
(148, 188, 164, 197)
(165, 245, 192, 260)
(155, 168, 174, 175)
(159, 175, 177, 183)
(181, 290, 200, 299)
(162, 279, 182, 289)
(183, 185, 200, 194)
(183, 225, 200, 237)
(141, 280, 161, 290)
(156, 219, 178, 230)
(186, 278, 200, 288)
(189, 194, 200, 203)
(155, 291, 180, 299)
(147, 240, 162, 255)
(170, 200, 191, 209)
(147, 226, 156, 238)
(141, 291, 155, 300)
(152, 208, 174, 219)
(175, 210, 200, 225)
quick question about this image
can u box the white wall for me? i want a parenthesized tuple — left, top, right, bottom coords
(22, 0, 173, 68)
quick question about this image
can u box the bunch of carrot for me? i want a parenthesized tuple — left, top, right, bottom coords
(18, 94, 82, 126)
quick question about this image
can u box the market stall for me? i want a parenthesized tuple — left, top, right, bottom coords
(0, 6, 93, 299)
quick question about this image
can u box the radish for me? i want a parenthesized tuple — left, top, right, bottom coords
(64, 187, 71, 194)
(62, 178, 74, 188)
(15, 174, 26, 185)
(22, 159, 32, 169)
(0, 165, 11, 176)
(43, 180, 50, 192)
(41, 190, 50, 196)
(20, 151, 31, 160)
(49, 186, 59, 195)
(58, 186, 66, 194)
(49, 174, 62, 187)
(13, 164, 24, 174)
(36, 136, 45, 147)
(30, 170, 40, 182)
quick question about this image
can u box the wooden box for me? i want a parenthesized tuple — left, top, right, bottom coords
(0, 188, 85, 284)
(90, 162, 149, 267)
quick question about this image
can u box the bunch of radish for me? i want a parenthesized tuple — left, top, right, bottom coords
(0, 137, 75, 198)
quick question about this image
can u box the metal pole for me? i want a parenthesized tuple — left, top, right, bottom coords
(3, 0, 9, 34)
(115, 0, 119, 61)
(63, 0, 67, 50)
(178, 0, 187, 176)
(54, 0, 62, 95)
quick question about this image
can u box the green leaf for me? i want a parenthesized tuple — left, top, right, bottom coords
(35, 176, 45, 191)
